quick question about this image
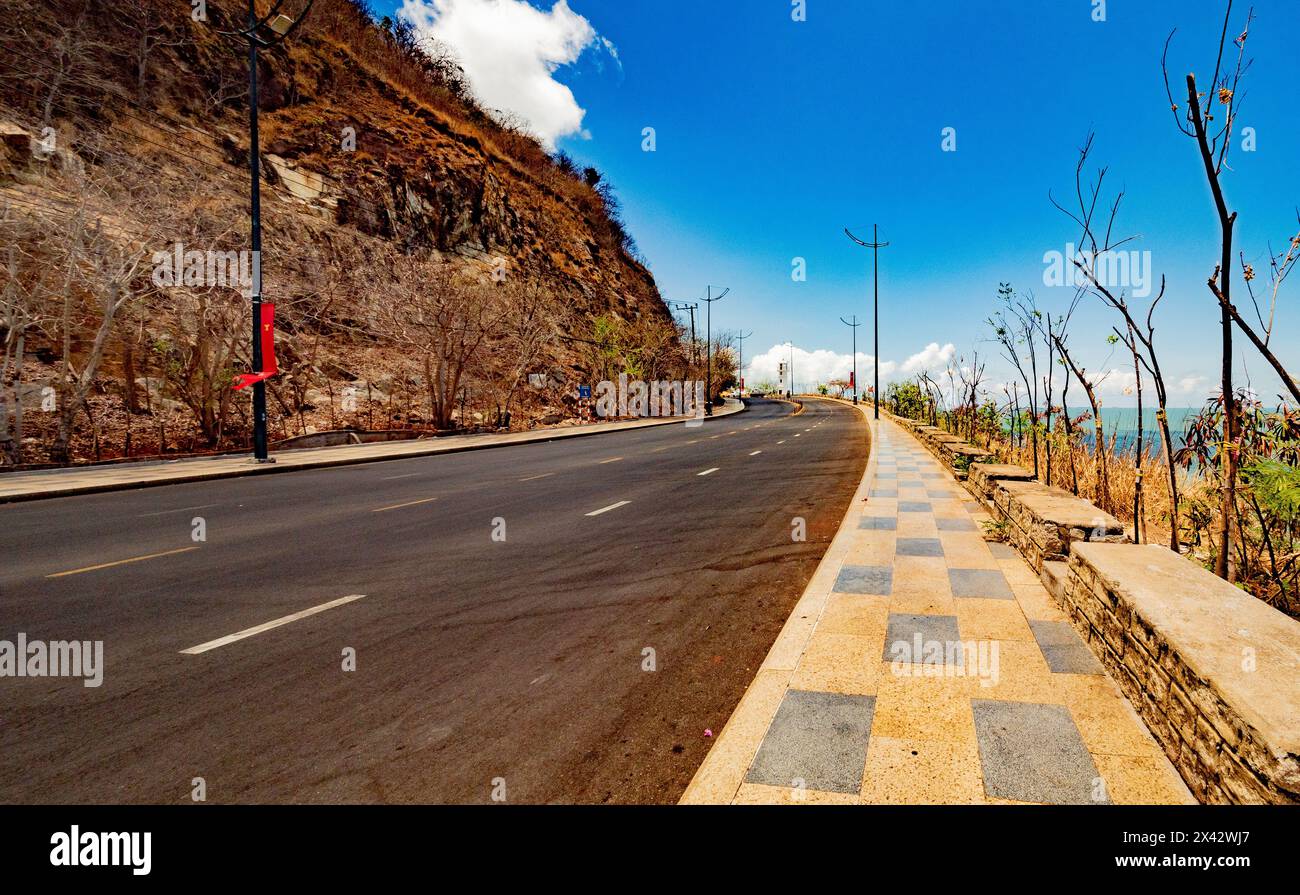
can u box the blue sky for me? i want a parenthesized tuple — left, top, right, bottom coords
(383, 0, 1300, 406)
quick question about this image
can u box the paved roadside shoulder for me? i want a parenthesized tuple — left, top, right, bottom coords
(0, 400, 745, 503)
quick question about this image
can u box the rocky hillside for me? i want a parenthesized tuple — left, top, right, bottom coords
(0, 0, 686, 465)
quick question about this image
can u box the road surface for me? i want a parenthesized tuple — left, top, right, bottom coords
(0, 398, 868, 803)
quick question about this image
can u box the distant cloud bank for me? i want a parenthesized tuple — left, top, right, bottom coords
(744, 342, 956, 390)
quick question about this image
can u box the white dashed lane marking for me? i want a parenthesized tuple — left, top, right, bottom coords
(586, 501, 631, 517)
(180, 594, 367, 655)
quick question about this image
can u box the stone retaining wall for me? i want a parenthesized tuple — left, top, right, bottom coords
(1064, 544, 1300, 804)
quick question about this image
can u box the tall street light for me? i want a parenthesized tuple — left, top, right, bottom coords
(223, 0, 315, 462)
(840, 315, 862, 404)
(735, 329, 753, 396)
(703, 286, 729, 416)
(845, 225, 889, 419)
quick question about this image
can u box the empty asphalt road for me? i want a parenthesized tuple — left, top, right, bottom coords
(0, 398, 869, 803)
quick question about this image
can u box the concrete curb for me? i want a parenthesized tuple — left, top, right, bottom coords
(0, 399, 747, 504)
(680, 398, 876, 804)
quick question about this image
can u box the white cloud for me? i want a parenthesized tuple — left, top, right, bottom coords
(900, 342, 956, 374)
(398, 0, 613, 148)
(1177, 375, 1208, 395)
(743, 342, 956, 391)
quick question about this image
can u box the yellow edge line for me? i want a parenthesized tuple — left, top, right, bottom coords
(47, 546, 199, 579)
(372, 497, 438, 513)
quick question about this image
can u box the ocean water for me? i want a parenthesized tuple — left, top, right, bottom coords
(1051, 407, 1199, 453)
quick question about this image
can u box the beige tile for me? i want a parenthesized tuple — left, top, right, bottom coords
(955, 598, 1036, 642)
(843, 537, 896, 567)
(889, 556, 953, 613)
(1060, 674, 1166, 759)
(1094, 753, 1196, 805)
(998, 560, 1043, 587)
(816, 593, 890, 637)
(889, 589, 958, 617)
(871, 669, 977, 743)
(1013, 584, 1068, 621)
(941, 535, 1000, 570)
(860, 736, 987, 804)
(896, 514, 940, 538)
(732, 782, 862, 805)
(960, 640, 1062, 703)
(790, 631, 883, 695)
(894, 554, 947, 579)
(930, 501, 971, 520)
(864, 498, 898, 516)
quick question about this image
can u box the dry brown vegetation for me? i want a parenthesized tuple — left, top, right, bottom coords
(0, 0, 696, 467)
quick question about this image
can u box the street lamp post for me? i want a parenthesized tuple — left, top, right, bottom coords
(736, 329, 753, 396)
(840, 315, 862, 403)
(703, 286, 729, 416)
(845, 225, 889, 420)
(223, 0, 315, 461)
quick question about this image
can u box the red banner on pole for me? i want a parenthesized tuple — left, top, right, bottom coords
(232, 303, 278, 391)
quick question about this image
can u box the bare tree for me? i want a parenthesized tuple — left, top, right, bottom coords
(1050, 134, 1181, 551)
(0, 214, 55, 465)
(492, 279, 560, 428)
(988, 284, 1041, 479)
(377, 260, 509, 430)
(1162, 0, 1252, 577)
(1053, 330, 1112, 514)
(46, 183, 163, 463)
(111, 0, 189, 106)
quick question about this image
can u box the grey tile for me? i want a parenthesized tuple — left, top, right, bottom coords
(921, 473, 945, 479)
(883, 613, 964, 663)
(871, 487, 899, 498)
(949, 568, 1014, 599)
(898, 501, 932, 513)
(876, 472, 898, 480)
(936, 517, 978, 532)
(746, 690, 876, 794)
(859, 516, 897, 531)
(1029, 620, 1104, 674)
(896, 537, 944, 557)
(834, 564, 893, 595)
(988, 541, 1016, 558)
(972, 700, 1107, 804)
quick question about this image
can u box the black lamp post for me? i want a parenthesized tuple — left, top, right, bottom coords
(845, 225, 889, 420)
(223, 0, 315, 461)
(840, 315, 861, 403)
(703, 286, 729, 416)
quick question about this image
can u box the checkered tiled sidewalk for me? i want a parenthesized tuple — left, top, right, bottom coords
(682, 412, 1193, 805)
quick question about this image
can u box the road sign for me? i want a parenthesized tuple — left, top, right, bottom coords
(579, 385, 592, 400)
